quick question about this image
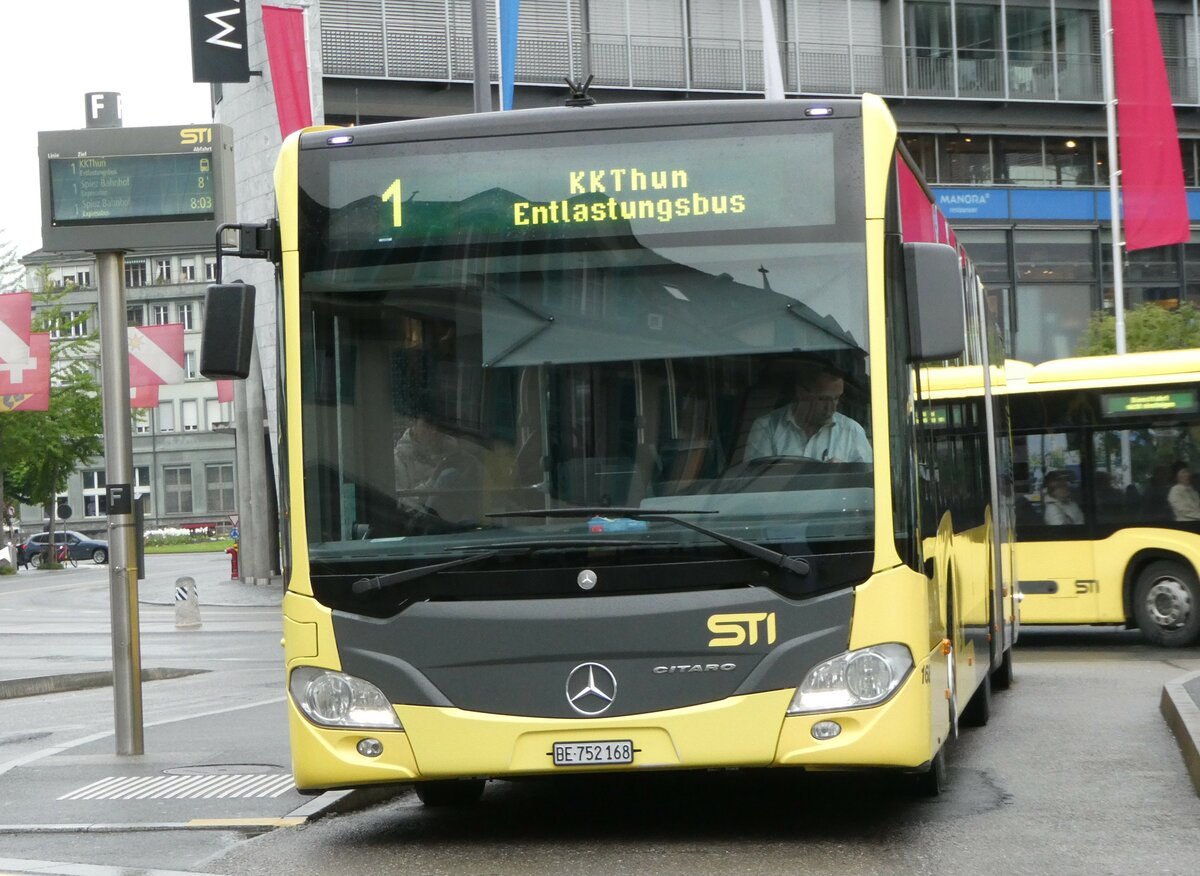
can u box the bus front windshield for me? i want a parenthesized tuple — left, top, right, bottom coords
(296, 119, 872, 571)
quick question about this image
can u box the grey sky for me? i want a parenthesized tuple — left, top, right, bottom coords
(1, 1, 213, 263)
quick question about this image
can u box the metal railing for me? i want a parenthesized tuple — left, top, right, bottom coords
(320, 26, 1200, 107)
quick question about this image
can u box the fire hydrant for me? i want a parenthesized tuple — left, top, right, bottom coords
(225, 543, 239, 580)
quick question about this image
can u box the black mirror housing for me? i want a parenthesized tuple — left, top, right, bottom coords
(200, 283, 256, 380)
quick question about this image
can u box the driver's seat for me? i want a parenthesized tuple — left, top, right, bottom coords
(727, 379, 791, 467)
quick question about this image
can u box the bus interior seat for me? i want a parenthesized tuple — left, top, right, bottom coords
(727, 379, 791, 466)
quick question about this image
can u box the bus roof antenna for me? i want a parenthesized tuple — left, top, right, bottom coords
(564, 75, 596, 107)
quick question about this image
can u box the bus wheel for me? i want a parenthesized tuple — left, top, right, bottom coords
(960, 670, 990, 727)
(1133, 561, 1200, 647)
(415, 778, 486, 807)
(911, 747, 947, 797)
(991, 647, 1014, 691)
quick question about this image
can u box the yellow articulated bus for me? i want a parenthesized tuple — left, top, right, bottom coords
(1003, 350, 1200, 646)
(203, 95, 1015, 802)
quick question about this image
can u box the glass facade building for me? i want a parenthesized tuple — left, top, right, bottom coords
(307, 0, 1200, 363)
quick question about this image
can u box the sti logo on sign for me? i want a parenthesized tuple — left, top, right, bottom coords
(188, 0, 250, 83)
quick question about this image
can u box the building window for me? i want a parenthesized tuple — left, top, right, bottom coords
(178, 302, 194, 331)
(158, 402, 176, 433)
(164, 465, 193, 514)
(185, 351, 199, 379)
(995, 136, 1046, 185)
(50, 310, 90, 339)
(135, 466, 152, 514)
(180, 262, 197, 282)
(125, 261, 148, 288)
(83, 470, 107, 518)
(207, 399, 229, 429)
(938, 135, 991, 184)
(127, 305, 145, 326)
(182, 399, 199, 431)
(134, 410, 151, 434)
(154, 259, 172, 283)
(152, 304, 170, 325)
(204, 258, 217, 281)
(206, 463, 235, 512)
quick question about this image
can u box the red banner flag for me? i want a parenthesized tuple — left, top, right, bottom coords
(131, 385, 161, 409)
(0, 333, 50, 412)
(263, 6, 313, 139)
(0, 291, 33, 368)
(1113, 0, 1190, 251)
(128, 324, 185, 387)
(216, 379, 234, 403)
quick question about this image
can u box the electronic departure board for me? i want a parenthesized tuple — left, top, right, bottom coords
(38, 124, 235, 251)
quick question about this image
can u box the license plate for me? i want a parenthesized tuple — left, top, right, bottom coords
(552, 739, 634, 766)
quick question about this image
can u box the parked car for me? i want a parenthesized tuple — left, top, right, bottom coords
(21, 531, 109, 567)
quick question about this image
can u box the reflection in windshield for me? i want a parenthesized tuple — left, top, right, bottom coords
(300, 241, 872, 562)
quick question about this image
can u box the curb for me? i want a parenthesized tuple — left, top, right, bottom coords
(287, 783, 412, 822)
(0, 668, 205, 701)
(1160, 670, 1200, 797)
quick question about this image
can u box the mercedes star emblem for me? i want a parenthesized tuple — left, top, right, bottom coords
(577, 569, 598, 590)
(565, 662, 617, 715)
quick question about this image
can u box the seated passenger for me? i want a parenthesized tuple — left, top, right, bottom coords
(744, 365, 872, 463)
(1167, 460, 1200, 521)
(1042, 470, 1083, 525)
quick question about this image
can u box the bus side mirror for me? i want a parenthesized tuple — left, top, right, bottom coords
(200, 283, 256, 379)
(904, 242, 965, 363)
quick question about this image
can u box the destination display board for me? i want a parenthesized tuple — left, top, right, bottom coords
(298, 121, 865, 264)
(39, 124, 235, 251)
(1101, 389, 1200, 417)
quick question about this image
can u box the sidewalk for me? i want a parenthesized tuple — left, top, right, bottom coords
(0, 569, 405, 853)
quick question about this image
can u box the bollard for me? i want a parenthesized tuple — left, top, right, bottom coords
(174, 576, 202, 629)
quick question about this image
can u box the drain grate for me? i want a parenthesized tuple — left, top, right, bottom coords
(59, 773, 296, 800)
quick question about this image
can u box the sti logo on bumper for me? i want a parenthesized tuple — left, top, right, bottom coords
(707, 612, 777, 647)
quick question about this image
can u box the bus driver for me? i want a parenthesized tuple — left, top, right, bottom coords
(745, 365, 872, 464)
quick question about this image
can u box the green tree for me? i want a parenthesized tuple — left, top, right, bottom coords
(1, 267, 103, 569)
(1075, 302, 1200, 356)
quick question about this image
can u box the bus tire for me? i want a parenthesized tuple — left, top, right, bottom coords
(960, 670, 990, 727)
(414, 778, 486, 807)
(911, 747, 947, 797)
(991, 647, 1014, 691)
(1133, 560, 1200, 647)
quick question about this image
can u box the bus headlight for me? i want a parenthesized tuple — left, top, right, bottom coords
(289, 666, 403, 730)
(787, 644, 913, 715)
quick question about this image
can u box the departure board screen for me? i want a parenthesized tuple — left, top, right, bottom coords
(47, 152, 215, 226)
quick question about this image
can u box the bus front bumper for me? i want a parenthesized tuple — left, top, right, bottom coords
(288, 653, 937, 791)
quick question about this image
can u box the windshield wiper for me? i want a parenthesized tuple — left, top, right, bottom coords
(487, 507, 810, 576)
(349, 537, 680, 596)
(351, 550, 499, 595)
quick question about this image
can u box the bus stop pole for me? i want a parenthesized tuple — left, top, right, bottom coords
(96, 250, 144, 755)
(471, 0, 492, 113)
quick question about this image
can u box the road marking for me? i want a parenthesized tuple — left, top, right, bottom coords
(60, 773, 295, 800)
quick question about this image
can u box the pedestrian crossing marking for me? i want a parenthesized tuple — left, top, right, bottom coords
(58, 773, 295, 800)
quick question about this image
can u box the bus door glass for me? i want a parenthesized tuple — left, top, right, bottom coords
(1013, 429, 1098, 620)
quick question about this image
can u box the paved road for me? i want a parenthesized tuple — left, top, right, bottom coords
(210, 630, 1200, 876)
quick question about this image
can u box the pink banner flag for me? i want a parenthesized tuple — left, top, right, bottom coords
(0, 291, 33, 367)
(896, 158, 937, 243)
(130, 384, 161, 409)
(1113, 0, 1189, 251)
(0, 333, 50, 413)
(263, 6, 313, 139)
(216, 379, 234, 403)
(129, 324, 185, 387)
